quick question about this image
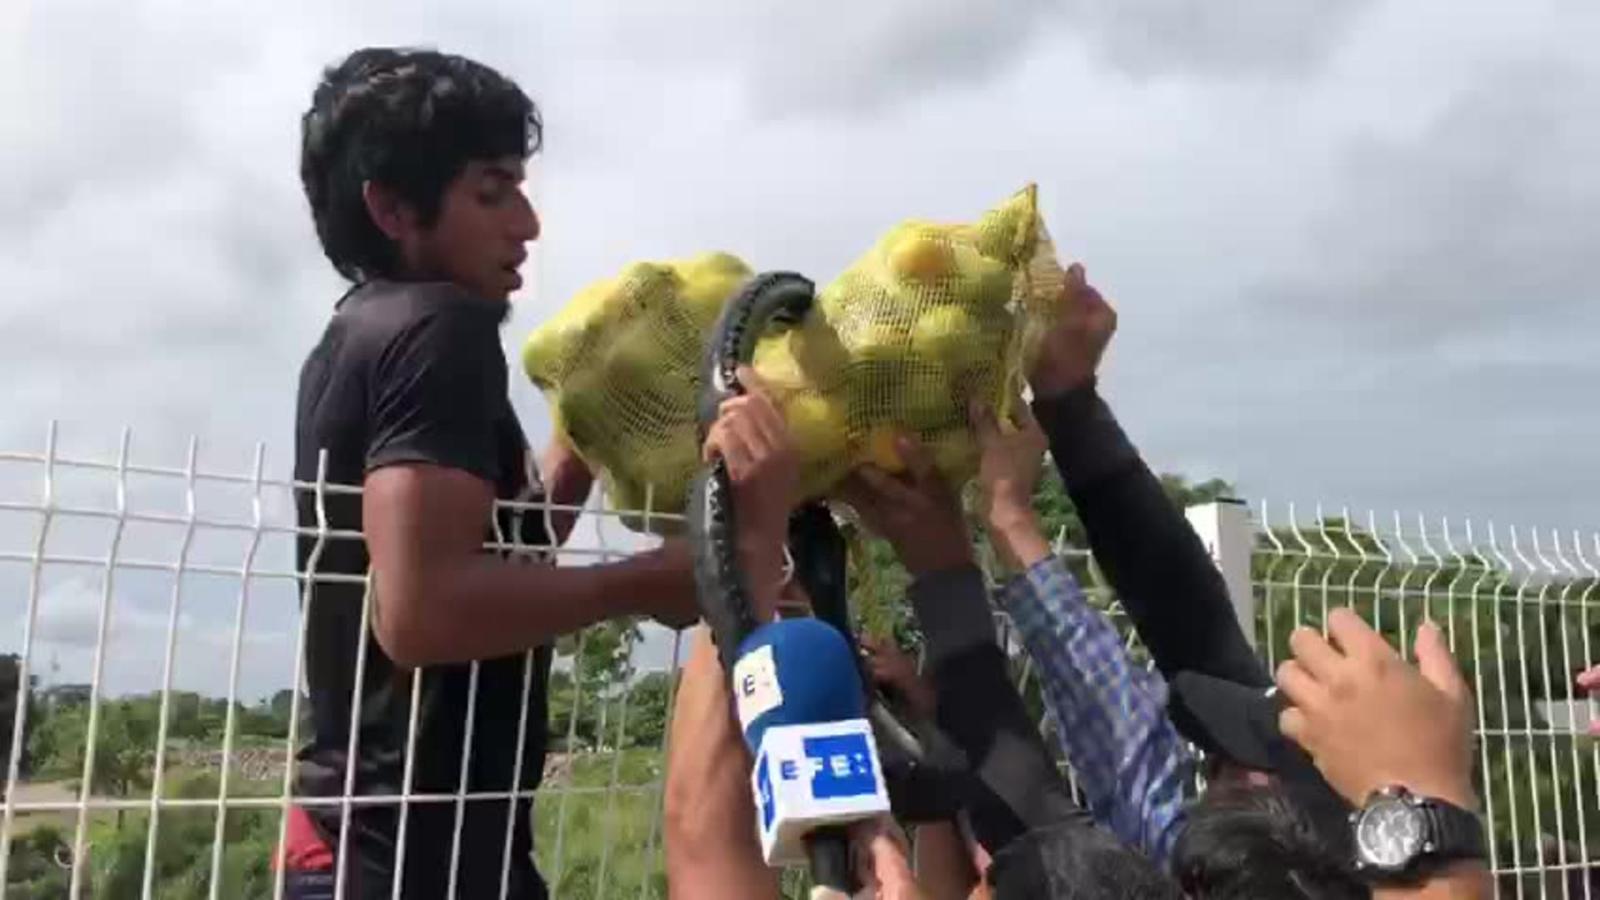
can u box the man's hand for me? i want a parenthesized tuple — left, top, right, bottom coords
(969, 401, 1051, 572)
(703, 367, 800, 613)
(862, 636, 936, 720)
(1577, 665, 1600, 736)
(850, 818, 928, 900)
(636, 539, 702, 630)
(837, 434, 971, 577)
(1276, 609, 1477, 809)
(1027, 263, 1117, 399)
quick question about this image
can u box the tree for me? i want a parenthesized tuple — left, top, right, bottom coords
(26, 697, 156, 830)
(622, 672, 673, 750)
(849, 468, 1237, 651)
(0, 653, 38, 785)
(549, 619, 643, 751)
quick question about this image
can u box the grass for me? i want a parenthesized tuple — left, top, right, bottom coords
(535, 748, 670, 900)
(7, 748, 825, 898)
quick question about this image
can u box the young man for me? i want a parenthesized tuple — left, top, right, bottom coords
(288, 48, 698, 899)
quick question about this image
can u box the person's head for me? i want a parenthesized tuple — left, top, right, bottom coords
(1173, 779, 1368, 899)
(987, 822, 1184, 900)
(300, 47, 542, 302)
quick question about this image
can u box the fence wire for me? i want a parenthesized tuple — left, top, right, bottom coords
(0, 427, 1595, 899)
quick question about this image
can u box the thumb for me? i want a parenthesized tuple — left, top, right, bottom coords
(1576, 664, 1600, 692)
(1414, 621, 1468, 703)
(736, 364, 771, 399)
(855, 820, 917, 896)
(969, 400, 1000, 442)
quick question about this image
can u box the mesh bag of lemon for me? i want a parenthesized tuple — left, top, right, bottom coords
(521, 184, 1065, 533)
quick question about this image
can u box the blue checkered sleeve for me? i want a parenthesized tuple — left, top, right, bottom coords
(998, 555, 1195, 868)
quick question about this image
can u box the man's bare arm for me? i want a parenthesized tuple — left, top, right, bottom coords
(663, 629, 781, 900)
(363, 462, 696, 667)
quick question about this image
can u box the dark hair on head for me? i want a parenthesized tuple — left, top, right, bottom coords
(988, 822, 1184, 900)
(1174, 781, 1370, 900)
(299, 47, 543, 282)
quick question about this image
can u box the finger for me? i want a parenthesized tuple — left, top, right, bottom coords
(1287, 625, 1344, 684)
(708, 424, 755, 478)
(1278, 705, 1311, 750)
(1009, 396, 1044, 438)
(895, 434, 937, 485)
(969, 400, 1000, 441)
(736, 364, 771, 399)
(1326, 607, 1396, 662)
(855, 464, 923, 509)
(749, 392, 791, 454)
(853, 819, 915, 892)
(1275, 659, 1328, 710)
(1065, 262, 1086, 296)
(721, 395, 789, 467)
(1414, 620, 1470, 704)
(1576, 664, 1600, 692)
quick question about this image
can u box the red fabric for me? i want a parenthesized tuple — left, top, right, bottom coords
(277, 805, 336, 872)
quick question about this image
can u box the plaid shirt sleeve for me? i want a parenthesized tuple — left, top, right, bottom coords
(998, 555, 1195, 868)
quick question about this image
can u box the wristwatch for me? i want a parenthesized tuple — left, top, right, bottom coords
(1350, 785, 1487, 881)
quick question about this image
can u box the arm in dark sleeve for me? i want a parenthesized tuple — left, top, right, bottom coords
(1031, 382, 1269, 688)
(365, 303, 506, 483)
(907, 564, 1091, 854)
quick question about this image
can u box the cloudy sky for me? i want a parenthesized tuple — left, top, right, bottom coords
(2, 0, 1597, 700)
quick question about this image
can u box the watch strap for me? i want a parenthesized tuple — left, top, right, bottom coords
(1420, 798, 1487, 863)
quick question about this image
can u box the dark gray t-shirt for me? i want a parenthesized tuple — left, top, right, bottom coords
(293, 279, 551, 900)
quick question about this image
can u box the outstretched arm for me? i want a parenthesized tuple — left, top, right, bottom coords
(1027, 266, 1267, 687)
(665, 372, 797, 900)
(841, 438, 1092, 857)
(664, 628, 782, 900)
(973, 402, 1195, 867)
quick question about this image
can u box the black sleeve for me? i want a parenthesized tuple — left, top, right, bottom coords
(1031, 383, 1270, 688)
(364, 306, 505, 485)
(907, 566, 1091, 854)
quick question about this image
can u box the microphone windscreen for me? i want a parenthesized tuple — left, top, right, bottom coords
(733, 618, 865, 750)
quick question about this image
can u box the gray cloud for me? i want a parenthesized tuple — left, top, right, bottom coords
(1057, 0, 1378, 80)
(1105, 54, 1600, 532)
(581, 0, 1374, 117)
(1252, 60, 1600, 343)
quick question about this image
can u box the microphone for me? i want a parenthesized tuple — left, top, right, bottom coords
(732, 618, 892, 867)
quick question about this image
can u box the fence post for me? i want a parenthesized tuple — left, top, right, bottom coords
(1184, 499, 1258, 647)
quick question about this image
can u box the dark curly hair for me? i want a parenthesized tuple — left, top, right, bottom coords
(1173, 781, 1369, 899)
(299, 47, 543, 282)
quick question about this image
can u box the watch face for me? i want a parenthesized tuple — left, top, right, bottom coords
(1356, 796, 1427, 869)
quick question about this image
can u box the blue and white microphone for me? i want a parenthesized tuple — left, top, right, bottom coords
(732, 617, 892, 867)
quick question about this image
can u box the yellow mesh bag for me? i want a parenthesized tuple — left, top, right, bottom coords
(756, 183, 1065, 493)
(522, 252, 754, 533)
(521, 185, 1064, 533)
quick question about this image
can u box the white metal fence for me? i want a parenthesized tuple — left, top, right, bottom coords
(0, 425, 1596, 898)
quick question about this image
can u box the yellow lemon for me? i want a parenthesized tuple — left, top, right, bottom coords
(753, 334, 807, 390)
(862, 426, 907, 474)
(783, 394, 849, 462)
(929, 431, 980, 484)
(910, 306, 981, 366)
(889, 233, 956, 281)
